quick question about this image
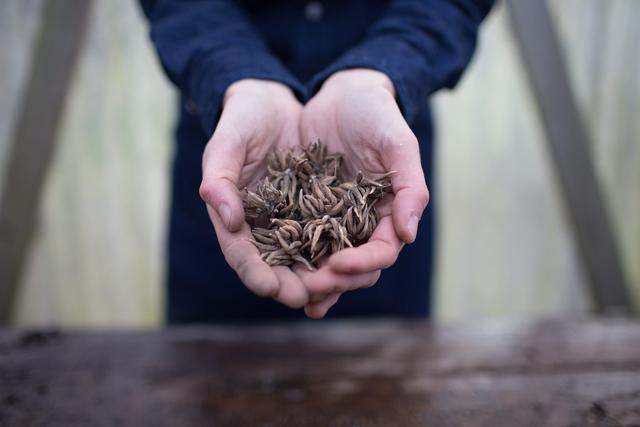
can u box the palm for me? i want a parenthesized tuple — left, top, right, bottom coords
(229, 94, 301, 190)
(301, 87, 393, 180)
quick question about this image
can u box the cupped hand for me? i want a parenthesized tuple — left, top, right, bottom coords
(299, 69, 430, 317)
(199, 79, 379, 312)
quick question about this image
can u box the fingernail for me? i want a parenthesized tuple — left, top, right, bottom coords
(407, 214, 420, 242)
(219, 203, 231, 228)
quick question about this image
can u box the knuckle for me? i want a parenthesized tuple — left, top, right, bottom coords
(254, 280, 279, 298)
(232, 251, 278, 298)
(415, 186, 430, 208)
(211, 126, 243, 147)
(308, 275, 342, 295)
(284, 296, 307, 310)
(308, 291, 329, 304)
(363, 280, 377, 289)
(305, 278, 325, 294)
(371, 251, 387, 269)
(224, 237, 248, 255)
(304, 307, 320, 319)
(198, 181, 218, 204)
(381, 257, 396, 271)
(278, 287, 308, 309)
(383, 128, 418, 148)
(379, 253, 398, 269)
(332, 283, 347, 294)
(380, 246, 400, 270)
(368, 271, 382, 287)
(403, 132, 420, 147)
(310, 306, 328, 319)
(233, 254, 252, 281)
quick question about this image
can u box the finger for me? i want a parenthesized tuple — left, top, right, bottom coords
(297, 257, 332, 303)
(304, 293, 341, 319)
(308, 292, 331, 304)
(199, 127, 247, 233)
(382, 120, 430, 244)
(328, 214, 403, 274)
(207, 205, 280, 298)
(272, 266, 309, 309)
(293, 263, 381, 295)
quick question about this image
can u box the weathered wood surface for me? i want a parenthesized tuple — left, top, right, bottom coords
(1, 320, 639, 426)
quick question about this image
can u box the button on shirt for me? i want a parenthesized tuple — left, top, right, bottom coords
(304, 1, 324, 21)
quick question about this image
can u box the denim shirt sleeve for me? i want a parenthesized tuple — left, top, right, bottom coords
(307, 0, 495, 125)
(139, 0, 306, 137)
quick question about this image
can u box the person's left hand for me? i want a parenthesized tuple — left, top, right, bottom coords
(298, 69, 430, 318)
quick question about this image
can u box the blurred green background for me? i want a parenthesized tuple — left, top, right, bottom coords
(1, 0, 638, 327)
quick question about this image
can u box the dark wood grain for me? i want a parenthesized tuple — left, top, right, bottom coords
(0, 0, 93, 322)
(1, 320, 639, 426)
(506, 0, 633, 315)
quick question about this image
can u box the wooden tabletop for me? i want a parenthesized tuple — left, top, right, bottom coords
(1, 320, 639, 426)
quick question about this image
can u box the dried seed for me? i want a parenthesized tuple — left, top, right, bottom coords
(251, 240, 278, 252)
(311, 225, 324, 255)
(253, 230, 275, 244)
(292, 254, 315, 271)
(310, 242, 329, 263)
(242, 141, 392, 269)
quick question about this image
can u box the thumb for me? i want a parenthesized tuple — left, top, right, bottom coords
(199, 130, 246, 233)
(383, 124, 430, 244)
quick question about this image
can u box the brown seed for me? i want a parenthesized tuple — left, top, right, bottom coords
(242, 141, 392, 269)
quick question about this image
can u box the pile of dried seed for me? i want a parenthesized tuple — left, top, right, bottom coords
(242, 141, 393, 270)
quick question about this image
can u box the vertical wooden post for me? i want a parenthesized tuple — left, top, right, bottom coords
(506, 0, 632, 315)
(0, 0, 93, 323)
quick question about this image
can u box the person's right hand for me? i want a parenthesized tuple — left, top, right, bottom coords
(199, 79, 379, 311)
(298, 69, 430, 318)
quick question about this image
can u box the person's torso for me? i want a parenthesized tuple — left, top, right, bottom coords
(239, 0, 390, 81)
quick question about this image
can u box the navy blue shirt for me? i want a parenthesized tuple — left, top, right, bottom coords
(141, 0, 494, 322)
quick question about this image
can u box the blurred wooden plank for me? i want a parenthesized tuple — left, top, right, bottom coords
(0, 0, 93, 323)
(506, 0, 633, 315)
(1, 320, 639, 426)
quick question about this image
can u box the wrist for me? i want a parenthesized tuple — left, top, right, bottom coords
(321, 69, 395, 97)
(224, 79, 296, 106)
